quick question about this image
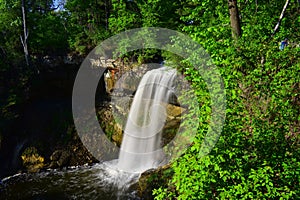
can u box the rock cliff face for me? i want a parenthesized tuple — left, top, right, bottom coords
(95, 62, 184, 199)
(97, 100, 184, 147)
(1, 55, 183, 197)
(98, 61, 185, 147)
(0, 59, 100, 178)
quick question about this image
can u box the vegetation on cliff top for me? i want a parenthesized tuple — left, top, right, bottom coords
(0, 0, 299, 198)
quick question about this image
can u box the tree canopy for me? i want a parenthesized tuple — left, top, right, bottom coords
(0, 0, 299, 199)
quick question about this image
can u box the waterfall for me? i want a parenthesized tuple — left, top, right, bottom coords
(117, 67, 177, 173)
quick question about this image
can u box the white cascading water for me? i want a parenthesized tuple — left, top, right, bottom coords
(117, 66, 177, 173)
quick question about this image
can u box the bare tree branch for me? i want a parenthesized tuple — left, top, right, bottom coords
(255, 0, 258, 13)
(21, 0, 39, 74)
(272, 0, 290, 36)
(21, 0, 29, 66)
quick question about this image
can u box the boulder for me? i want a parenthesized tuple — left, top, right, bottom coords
(49, 150, 71, 168)
(21, 147, 45, 173)
(137, 164, 173, 199)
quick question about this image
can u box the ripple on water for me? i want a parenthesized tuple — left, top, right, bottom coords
(0, 162, 141, 200)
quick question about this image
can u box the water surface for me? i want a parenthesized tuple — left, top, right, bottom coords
(0, 162, 140, 200)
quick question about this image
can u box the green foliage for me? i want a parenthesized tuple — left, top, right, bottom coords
(0, 0, 23, 60)
(63, 0, 111, 54)
(108, 0, 183, 63)
(155, 48, 300, 199)
(27, 11, 68, 54)
(21, 146, 39, 157)
(153, 0, 300, 199)
(0, 0, 70, 57)
(109, 0, 141, 34)
(0, 0, 299, 198)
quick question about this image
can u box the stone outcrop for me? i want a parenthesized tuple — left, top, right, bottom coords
(111, 63, 161, 96)
(49, 150, 71, 168)
(96, 99, 185, 148)
(137, 164, 174, 200)
(21, 147, 45, 173)
(47, 128, 98, 169)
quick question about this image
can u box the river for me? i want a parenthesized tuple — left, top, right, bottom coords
(0, 161, 141, 200)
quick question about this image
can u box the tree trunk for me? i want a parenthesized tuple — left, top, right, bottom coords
(21, 0, 30, 66)
(228, 0, 242, 39)
(105, 0, 110, 31)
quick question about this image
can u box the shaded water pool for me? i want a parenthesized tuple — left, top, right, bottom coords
(0, 162, 140, 200)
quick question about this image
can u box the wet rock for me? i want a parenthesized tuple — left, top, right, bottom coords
(112, 63, 160, 97)
(50, 150, 61, 161)
(96, 99, 185, 148)
(111, 123, 123, 146)
(49, 145, 96, 168)
(57, 151, 71, 167)
(137, 164, 173, 200)
(68, 140, 98, 166)
(49, 150, 61, 168)
(49, 150, 71, 168)
(166, 104, 185, 120)
(97, 103, 124, 146)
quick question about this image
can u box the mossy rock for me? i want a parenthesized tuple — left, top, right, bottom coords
(21, 147, 45, 173)
(97, 104, 124, 146)
(138, 164, 174, 199)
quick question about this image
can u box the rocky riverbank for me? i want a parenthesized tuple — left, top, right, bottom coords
(1, 56, 183, 199)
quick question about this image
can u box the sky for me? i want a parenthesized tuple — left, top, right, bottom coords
(53, 0, 65, 11)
